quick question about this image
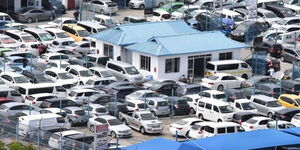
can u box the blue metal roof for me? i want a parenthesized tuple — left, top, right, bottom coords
(89, 20, 199, 46)
(125, 31, 248, 56)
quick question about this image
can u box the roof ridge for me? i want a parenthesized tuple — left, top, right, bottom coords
(117, 20, 184, 28)
(150, 31, 217, 39)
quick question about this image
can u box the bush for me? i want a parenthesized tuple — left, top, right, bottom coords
(7, 141, 36, 150)
(0, 140, 6, 150)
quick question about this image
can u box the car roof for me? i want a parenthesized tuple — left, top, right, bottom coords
(63, 24, 86, 30)
(0, 34, 12, 38)
(198, 99, 230, 106)
(29, 93, 56, 97)
(107, 60, 134, 68)
(182, 117, 201, 122)
(70, 88, 96, 93)
(44, 107, 64, 113)
(20, 113, 61, 120)
(280, 94, 300, 99)
(207, 59, 245, 65)
(55, 130, 82, 136)
(64, 106, 82, 111)
(89, 67, 108, 71)
(234, 99, 252, 103)
(77, 21, 107, 29)
(212, 73, 234, 77)
(202, 90, 224, 94)
(126, 99, 145, 104)
(87, 54, 108, 58)
(99, 115, 117, 120)
(68, 65, 89, 70)
(45, 68, 68, 73)
(88, 103, 105, 108)
(2, 102, 25, 107)
(250, 116, 272, 121)
(1, 71, 25, 77)
(251, 95, 277, 101)
(5, 30, 32, 36)
(94, 14, 112, 19)
(205, 122, 239, 127)
(146, 97, 166, 102)
(44, 28, 67, 33)
(24, 28, 48, 33)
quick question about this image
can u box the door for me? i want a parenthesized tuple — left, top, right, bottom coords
(68, 0, 75, 9)
(194, 58, 204, 78)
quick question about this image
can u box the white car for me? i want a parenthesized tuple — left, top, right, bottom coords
(0, 34, 21, 50)
(188, 121, 212, 139)
(39, 107, 67, 118)
(65, 65, 97, 85)
(169, 118, 202, 137)
(0, 71, 30, 88)
(241, 116, 273, 131)
(126, 99, 149, 111)
(231, 99, 258, 113)
(48, 130, 82, 149)
(38, 53, 69, 64)
(47, 60, 70, 70)
(48, 17, 77, 27)
(147, 10, 171, 22)
(67, 88, 103, 104)
(4, 30, 39, 52)
(87, 115, 132, 137)
(201, 73, 245, 91)
(87, 0, 118, 14)
(89, 67, 117, 81)
(50, 39, 75, 48)
(65, 41, 91, 56)
(129, 0, 167, 9)
(171, 5, 201, 20)
(0, 102, 37, 116)
(24, 93, 57, 107)
(198, 90, 227, 101)
(125, 90, 165, 101)
(266, 120, 296, 129)
(81, 103, 108, 117)
(44, 28, 74, 41)
(291, 113, 300, 127)
(44, 68, 78, 89)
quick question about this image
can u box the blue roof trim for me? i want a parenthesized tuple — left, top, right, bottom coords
(89, 20, 199, 46)
(126, 31, 248, 56)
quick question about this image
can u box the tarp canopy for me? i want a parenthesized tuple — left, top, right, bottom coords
(123, 138, 182, 150)
(282, 127, 300, 137)
(183, 129, 300, 150)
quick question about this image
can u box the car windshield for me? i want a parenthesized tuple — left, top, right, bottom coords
(125, 66, 139, 75)
(265, 12, 277, 18)
(75, 110, 85, 115)
(79, 70, 93, 77)
(1, 38, 16, 44)
(246, 118, 258, 124)
(77, 30, 90, 37)
(107, 119, 122, 126)
(241, 102, 256, 110)
(14, 76, 29, 83)
(232, 15, 244, 22)
(236, 23, 248, 30)
(282, 10, 295, 17)
(22, 36, 37, 42)
(105, 19, 118, 24)
(158, 101, 168, 106)
(36, 74, 53, 82)
(40, 33, 54, 41)
(295, 99, 300, 105)
(219, 105, 234, 113)
(162, 3, 172, 9)
(56, 32, 69, 38)
(140, 113, 156, 120)
(213, 94, 226, 99)
(95, 108, 106, 113)
(266, 101, 281, 107)
(58, 72, 73, 79)
(208, 75, 218, 80)
(100, 71, 113, 78)
(145, 92, 160, 97)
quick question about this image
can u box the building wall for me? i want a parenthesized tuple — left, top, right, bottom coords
(131, 48, 243, 80)
(95, 40, 121, 60)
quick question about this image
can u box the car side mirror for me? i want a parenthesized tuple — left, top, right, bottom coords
(121, 71, 125, 74)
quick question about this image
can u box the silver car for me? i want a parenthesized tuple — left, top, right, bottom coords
(146, 97, 170, 116)
(250, 95, 285, 118)
(63, 106, 90, 126)
(14, 8, 55, 23)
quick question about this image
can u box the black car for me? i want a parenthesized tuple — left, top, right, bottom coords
(21, 70, 54, 84)
(105, 102, 131, 117)
(148, 83, 180, 96)
(50, 0, 67, 14)
(165, 97, 190, 115)
(191, 12, 221, 31)
(232, 112, 259, 125)
(254, 40, 283, 58)
(281, 80, 300, 94)
(68, 58, 95, 69)
(273, 108, 300, 121)
(231, 21, 268, 42)
(266, 5, 295, 18)
(106, 86, 138, 100)
(255, 83, 283, 98)
(175, 84, 210, 96)
(40, 98, 79, 108)
(224, 89, 247, 102)
(89, 93, 121, 106)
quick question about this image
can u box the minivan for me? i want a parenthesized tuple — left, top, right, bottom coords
(18, 113, 70, 139)
(23, 28, 54, 46)
(77, 21, 107, 34)
(201, 122, 244, 138)
(106, 60, 143, 82)
(18, 83, 67, 98)
(0, 87, 22, 102)
(205, 60, 252, 79)
(196, 99, 234, 122)
(84, 54, 110, 67)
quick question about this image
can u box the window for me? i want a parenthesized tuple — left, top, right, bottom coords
(241, 63, 249, 68)
(227, 127, 235, 133)
(205, 103, 212, 110)
(217, 127, 226, 134)
(198, 101, 205, 107)
(140, 55, 151, 71)
(165, 58, 180, 73)
(217, 64, 239, 71)
(259, 120, 270, 125)
(103, 44, 113, 59)
(148, 100, 154, 106)
(219, 52, 232, 60)
(213, 106, 219, 112)
(281, 96, 295, 104)
(253, 98, 266, 105)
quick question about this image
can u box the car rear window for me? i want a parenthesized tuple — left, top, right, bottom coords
(245, 119, 257, 124)
(75, 110, 85, 116)
(95, 108, 106, 113)
(157, 101, 168, 106)
(177, 100, 188, 105)
(56, 117, 66, 123)
(37, 96, 56, 101)
(0, 91, 8, 97)
(138, 103, 149, 109)
(175, 120, 188, 125)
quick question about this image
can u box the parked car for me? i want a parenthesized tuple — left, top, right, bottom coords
(169, 118, 202, 137)
(48, 17, 77, 27)
(156, 2, 184, 14)
(89, 67, 116, 81)
(266, 120, 296, 129)
(77, 21, 108, 34)
(273, 108, 300, 121)
(88, 94, 119, 105)
(40, 97, 79, 108)
(250, 95, 285, 118)
(291, 113, 300, 126)
(65, 41, 91, 56)
(38, 53, 69, 64)
(231, 21, 268, 42)
(241, 116, 273, 131)
(21, 70, 54, 84)
(255, 83, 283, 98)
(44, 28, 74, 41)
(86, 0, 118, 14)
(13, 8, 55, 23)
(105, 102, 130, 117)
(146, 97, 170, 116)
(4, 30, 39, 51)
(84, 54, 110, 67)
(48, 130, 82, 149)
(224, 88, 247, 102)
(147, 10, 171, 22)
(278, 94, 300, 108)
(175, 84, 208, 96)
(232, 111, 259, 125)
(201, 73, 245, 91)
(241, 76, 278, 88)
(0, 34, 21, 50)
(125, 99, 149, 111)
(0, 102, 37, 116)
(92, 15, 119, 28)
(65, 65, 96, 85)
(68, 58, 94, 68)
(266, 5, 295, 18)
(282, 45, 300, 63)
(245, 56, 280, 75)
(62, 133, 94, 150)
(165, 96, 190, 116)
(122, 16, 146, 24)
(24, 93, 57, 107)
(148, 83, 180, 96)
(61, 24, 90, 42)
(67, 88, 101, 105)
(125, 90, 165, 101)
(129, 0, 168, 9)
(85, 78, 116, 90)
(44, 68, 78, 89)
(231, 99, 258, 113)
(255, 40, 283, 58)
(63, 106, 89, 126)
(106, 85, 138, 100)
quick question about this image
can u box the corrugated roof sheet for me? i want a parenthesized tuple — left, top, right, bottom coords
(126, 31, 248, 56)
(89, 20, 199, 46)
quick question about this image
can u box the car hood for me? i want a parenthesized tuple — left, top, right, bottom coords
(142, 120, 162, 125)
(270, 106, 286, 112)
(110, 124, 131, 131)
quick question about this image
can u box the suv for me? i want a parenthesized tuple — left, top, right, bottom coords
(106, 86, 138, 100)
(92, 15, 119, 28)
(281, 80, 300, 94)
(122, 16, 146, 24)
(146, 97, 170, 116)
(250, 95, 285, 118)
(87, 0, 118, 14)
(23, 28, 54, 46)
(106, 60, 143, 82)
(61, 24, 90, 42)
(254, 40, 283, 58)
(21, 70, 54, 84)
(255, 83, 283, 98)
(40, 97, 79, 108)
(65, 65, 96, 85)
(84, 54, 110, 67)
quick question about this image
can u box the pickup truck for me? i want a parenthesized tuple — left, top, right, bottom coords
(230, 99, 258, 113)
(119, 110, 163, 134)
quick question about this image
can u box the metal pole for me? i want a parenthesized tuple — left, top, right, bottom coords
(175, 130, 178, 142)
(79, 3, 83, 21)
(171, 89, 174, 117)
(275, 117, 278, 130)
(293, 61, 295, 80)
(144, 91, 146, 110)
(114, 94, 117, 117)
(37, 118, 42, 148)
(60, 53, 62, 69)
(116, 136, 119, 150)
(16, 120, 19, 142)
(30, 55, 32, 72)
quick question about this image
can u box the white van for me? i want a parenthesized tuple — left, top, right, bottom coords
(196, 99, 234, 122)
(106, 60, 143, 82)
(77, 21, 108, 34)
(205, 59, 252, 79)
(18, 114, 70, 138)
(201, 122, 244, 138)
(0, 87, 23, 102)
(18, 83, 67, 98)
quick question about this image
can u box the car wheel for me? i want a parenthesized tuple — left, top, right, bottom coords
(140, 127, 146, 135)
(111, 131, 117, 138)
(217, 85, 224, 91)
(159, 2, 164, 7)
(198, 114, 204, 120)
(80, 81, 84, 85)
(27, 17, 33, 23)
(190, 108, 196, 114)
(49, 15, 54, 21)
(100, 10, 105, 14)
(122, 119, 128, 125)
(90, 125, 95, 132)
(139, 4, 145, 9)
(268, 112, 273, 119)
(124, 79, 129, 82)
(186, 131, 190, 138)
(217, 119, 222, 122)
(69, 120, 74, 127)
(241, 74, 248, 80)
